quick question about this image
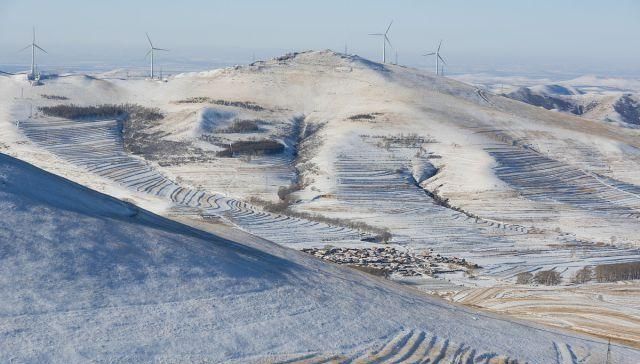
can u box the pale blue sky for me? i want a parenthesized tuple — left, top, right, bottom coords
(1, 0, 638, 76)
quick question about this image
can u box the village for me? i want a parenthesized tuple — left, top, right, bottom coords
(301, 246, 478, 278)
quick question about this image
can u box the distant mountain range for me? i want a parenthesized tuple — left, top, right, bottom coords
(506, 83, 640, 126)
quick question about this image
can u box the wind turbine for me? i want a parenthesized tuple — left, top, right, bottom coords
(145, 33, 168, 79)
(424, 40, 446, 76)
(20, 27, 47, 80)
(369, 21, 393, 63)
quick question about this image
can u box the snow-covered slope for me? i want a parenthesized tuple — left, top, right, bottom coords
(3, 152, 637, 362)
(506, 85, 583, 113)
(1, 50, 640, 350)
(505, 83, 640, 126)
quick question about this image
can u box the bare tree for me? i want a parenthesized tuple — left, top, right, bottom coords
(516, 272, 533, 285)
(595, 262, 640, 282)
(572, 266, 593, 284)
(534, 270, 561, 285)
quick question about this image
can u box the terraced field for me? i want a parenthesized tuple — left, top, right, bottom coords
(442, 129, 640, 244)
(19, 117, 230, 210)
(488, 146, 640, 217)
(167, 153, 296, 200)
(17, 114, 365, 246)
(16, 103, 640, 285)
(332, 146, 521, 245)
(451, 282, 640, 349)
(313, 135, 640, 282)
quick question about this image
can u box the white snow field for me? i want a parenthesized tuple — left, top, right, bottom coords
(454, 73, 640, 127)
(0, 152, 638, 363)
(1, 50, 640, 352)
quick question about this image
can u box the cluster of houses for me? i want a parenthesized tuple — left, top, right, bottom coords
(301, 246, 478, 278)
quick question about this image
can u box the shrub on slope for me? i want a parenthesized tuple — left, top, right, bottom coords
(39, 104, 162, 121)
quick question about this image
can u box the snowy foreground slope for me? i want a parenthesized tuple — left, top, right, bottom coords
(0, 152, 638, 363)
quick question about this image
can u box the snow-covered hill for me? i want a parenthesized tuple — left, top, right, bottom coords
(3, 152, 636, 362)
(506, 85, 640, 126)
(1, 50, 640, 352)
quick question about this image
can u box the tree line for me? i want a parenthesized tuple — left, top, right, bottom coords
(515, 261, 640, 286)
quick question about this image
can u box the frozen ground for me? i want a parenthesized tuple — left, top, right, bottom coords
(4, 153, 638, 362)
(1, 50, 639, 352)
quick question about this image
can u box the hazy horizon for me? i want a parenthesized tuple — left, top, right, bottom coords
(1, 0, 639, 78)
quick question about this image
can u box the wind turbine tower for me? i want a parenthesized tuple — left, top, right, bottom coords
(424, 40, 446, 76)
(145, 33, 169, 79)
(369, 21, 393, 63)
(20, 27, 47, 80)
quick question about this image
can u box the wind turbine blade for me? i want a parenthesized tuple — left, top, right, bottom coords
(385, 20, 393, 35)
(18, 44, 31, 52)
(437, 40, 442, 52)
(422, 52, 435, 56)
(145, 32, 153, 47)
(368, 33, 383, 36)
(385, 35, 392, 48)
(34, 44, 47, 53)
(144, 49, 152, 59)
(438, 55, 446, 64)
(154, 48, 169, 52)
